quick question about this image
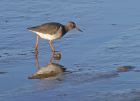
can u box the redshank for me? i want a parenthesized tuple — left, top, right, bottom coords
(27, 21, 82, 53)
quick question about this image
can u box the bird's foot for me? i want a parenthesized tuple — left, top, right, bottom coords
(52, 51, 55, 57)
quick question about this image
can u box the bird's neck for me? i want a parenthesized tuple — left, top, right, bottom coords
(64, 26, 70, 32)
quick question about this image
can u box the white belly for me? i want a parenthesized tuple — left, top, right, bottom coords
(36, 32, 61, 40)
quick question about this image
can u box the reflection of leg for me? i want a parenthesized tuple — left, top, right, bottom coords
(34, 51, 40, 70)
(35, 35, 39, 50)
(49, 52, 54, 64)
(49, 40, 55, 52)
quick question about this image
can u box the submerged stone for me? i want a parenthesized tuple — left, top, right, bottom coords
(116, 66, 135, 72)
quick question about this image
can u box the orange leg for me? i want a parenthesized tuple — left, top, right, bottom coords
(35, 35, 39, 50)
(49, 40, 55, 54)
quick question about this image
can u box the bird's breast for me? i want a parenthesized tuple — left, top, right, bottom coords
(36, 32, 62, 40)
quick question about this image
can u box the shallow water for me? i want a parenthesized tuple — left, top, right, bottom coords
(1, 0, 140, 101)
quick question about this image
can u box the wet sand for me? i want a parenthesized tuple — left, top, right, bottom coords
(1, 0, 140, 101)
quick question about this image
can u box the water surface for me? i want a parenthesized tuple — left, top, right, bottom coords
(1, 0, 140, 101)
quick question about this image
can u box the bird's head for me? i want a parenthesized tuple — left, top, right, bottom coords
(65, 21, 82, 32)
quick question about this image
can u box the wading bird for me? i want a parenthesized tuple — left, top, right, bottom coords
(27, 21, 82, 54)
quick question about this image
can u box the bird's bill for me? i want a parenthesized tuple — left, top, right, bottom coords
(76, 26, 83, 32)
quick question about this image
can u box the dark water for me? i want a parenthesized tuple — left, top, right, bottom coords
(1, 0, 140, 101)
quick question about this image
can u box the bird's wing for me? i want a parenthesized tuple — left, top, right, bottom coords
(28, 23, 62, 35)
(55, 26, 62, 35)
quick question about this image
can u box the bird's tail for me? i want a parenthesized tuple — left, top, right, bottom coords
(27, 27, 36, 32)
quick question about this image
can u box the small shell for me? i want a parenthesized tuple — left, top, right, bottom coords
(53, 52, 61, 60)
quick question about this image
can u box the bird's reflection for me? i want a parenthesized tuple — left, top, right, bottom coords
(28, 52, 66, 79)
